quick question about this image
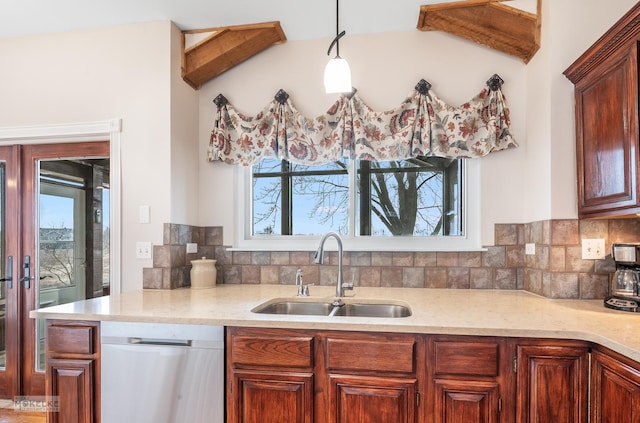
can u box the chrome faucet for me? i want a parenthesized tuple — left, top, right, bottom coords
(314, 232, 352, 298)
(295, 268, 311, 297)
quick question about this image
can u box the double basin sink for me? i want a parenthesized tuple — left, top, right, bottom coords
(252, 298, 412, 318)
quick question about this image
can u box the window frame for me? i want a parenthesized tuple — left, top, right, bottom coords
(233, 159, 482, 252)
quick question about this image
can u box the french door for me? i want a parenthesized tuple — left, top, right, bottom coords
(0, 141, 110, 398)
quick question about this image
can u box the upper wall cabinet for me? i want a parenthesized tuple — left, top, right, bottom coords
(564, 3, 640, 219)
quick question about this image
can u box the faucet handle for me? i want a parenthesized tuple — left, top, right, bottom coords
(301, 283, 314, 297)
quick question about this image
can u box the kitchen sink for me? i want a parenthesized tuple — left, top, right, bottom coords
(252, 299, 411, 318)
(253, 301, 334, 316)
(332, 303, 412, 318)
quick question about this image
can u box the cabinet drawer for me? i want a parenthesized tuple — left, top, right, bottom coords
(326, 335, 416, 374)
(47, 322, 97, 355)
(231, 335, 313, 368)
(433, 340, 499, 377)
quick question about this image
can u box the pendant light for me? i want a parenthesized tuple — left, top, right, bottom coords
(324, 0, 352, 93)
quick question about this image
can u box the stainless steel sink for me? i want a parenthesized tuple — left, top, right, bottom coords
(253, 301, 333, 316)
(252, 299, 411, 318)
(332, 303, 412, 318)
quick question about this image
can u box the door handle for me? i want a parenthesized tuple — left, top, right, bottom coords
(0, 256, 13, 289)
(20, 255, 32, 289)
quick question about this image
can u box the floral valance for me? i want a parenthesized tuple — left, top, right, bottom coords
(208, 74, 517, 166)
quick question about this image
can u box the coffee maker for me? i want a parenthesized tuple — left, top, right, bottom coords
(605, 243, 640, 312)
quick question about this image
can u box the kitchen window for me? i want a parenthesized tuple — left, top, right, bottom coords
(237, 157, 481, 251)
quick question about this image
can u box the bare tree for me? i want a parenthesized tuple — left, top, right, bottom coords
(40, 225, 74, 287)
(253, 157, 457, 236)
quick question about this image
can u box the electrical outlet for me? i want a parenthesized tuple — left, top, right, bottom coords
(186, 243, 198, 254)
(581, 238, 605, 260)
(136, 241, 152, 259)
(525, 243, 536, 255)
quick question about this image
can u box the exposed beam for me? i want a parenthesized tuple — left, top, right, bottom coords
(181, 21, 287, 89)
(417, 0, 541, 63)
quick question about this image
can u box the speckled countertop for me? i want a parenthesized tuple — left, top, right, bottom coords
(29, 285, 640, 361)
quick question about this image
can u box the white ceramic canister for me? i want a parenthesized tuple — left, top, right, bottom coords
(190, 257, 217, 289)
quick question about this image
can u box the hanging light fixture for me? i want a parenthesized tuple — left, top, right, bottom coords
(324, 0, 352, 93)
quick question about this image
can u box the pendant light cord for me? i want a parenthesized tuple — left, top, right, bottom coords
(335, 0, 340, 57)
(326, 0, 346, 56)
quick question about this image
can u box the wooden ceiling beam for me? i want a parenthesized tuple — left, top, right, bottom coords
(181, 21, 287, 89)
(417, 0, 541, 63)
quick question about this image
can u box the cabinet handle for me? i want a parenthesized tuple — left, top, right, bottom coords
(512, 356, 518, 373)
(416, 391, 420, 407)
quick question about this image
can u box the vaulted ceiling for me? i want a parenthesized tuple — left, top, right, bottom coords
(0, 0, 537, 41)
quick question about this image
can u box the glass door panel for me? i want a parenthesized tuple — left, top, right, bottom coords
(0, 146, 21, 399)
(21, 142, 110, 396)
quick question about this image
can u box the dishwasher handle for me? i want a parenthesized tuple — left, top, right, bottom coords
(128, 337, 192, 347)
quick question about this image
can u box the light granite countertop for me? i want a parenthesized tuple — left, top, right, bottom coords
(30, 285, 640, 362)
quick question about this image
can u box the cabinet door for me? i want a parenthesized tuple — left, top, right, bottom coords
(329, 375, 416, 423)
(573, 43, 640, 218)
(516, 344, 589, 423)
(46, 358, 95, 423)
(433, 379, 500, 423)
(591, 350, 640, 423)
(229, 370, 313, 423)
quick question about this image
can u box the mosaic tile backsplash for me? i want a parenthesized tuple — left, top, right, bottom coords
(142, 219, 640, 299)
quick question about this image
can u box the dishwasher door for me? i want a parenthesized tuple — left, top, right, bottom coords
(101, 321, 224, 423)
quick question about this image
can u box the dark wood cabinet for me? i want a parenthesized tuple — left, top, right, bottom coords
(515, 340, 589, 423)
(227, 328, 314, 423)
(230, 370, 313, 423)
(564, 2, 640, 218)
(45, 320, 100, 423)
(329, 375, 416, 423)
(591, 347, 640, 423)
(228, 328, 419, 423)
(321, 332, 419, 423)
(425, 336, 513, 423)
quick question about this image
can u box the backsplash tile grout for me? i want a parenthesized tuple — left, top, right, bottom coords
(142, 219, 640, 299)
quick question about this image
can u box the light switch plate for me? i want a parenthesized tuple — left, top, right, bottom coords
(136, 241, 152, 259)
(525, 243, 536, 255)
(582, 238, 605, 260)
(139, 205, 150, 224)
(186, 243, 198, 254)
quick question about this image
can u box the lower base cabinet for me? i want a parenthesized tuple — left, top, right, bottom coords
(432, 379, 500, 423)
(229, 328, 596, 423)
(230, 370, 313, 423)
(591, 348, 640, 423)
(515, 341, 589, 423)
(42, 321, 640, 423)
(329, 375, 416, 423)
(45, 320, 100, 423)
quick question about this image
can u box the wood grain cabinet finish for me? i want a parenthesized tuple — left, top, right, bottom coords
(564, 2, 640, 218)
(426, 336, 513, 423)
(515, 341, 589, 423)
(321, 332, 419, 423)
(230, 370, 313, 423)
(591, 348, 640, 423)
(45, 320, 100, 423)
(227, 328, 314, 423)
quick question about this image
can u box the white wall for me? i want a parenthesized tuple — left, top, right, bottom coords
(0, 1, 637, 290)
(170, 24, 200, 225)
(0, 21, 188, 292)
(197, 29, 528, 247)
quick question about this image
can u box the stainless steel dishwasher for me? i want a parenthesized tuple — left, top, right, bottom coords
(101, 321, 224, 423)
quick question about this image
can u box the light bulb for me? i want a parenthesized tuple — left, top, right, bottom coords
(324, 57, 352, 94)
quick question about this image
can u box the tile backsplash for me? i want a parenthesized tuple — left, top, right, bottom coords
(143, 219, 640, 299)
